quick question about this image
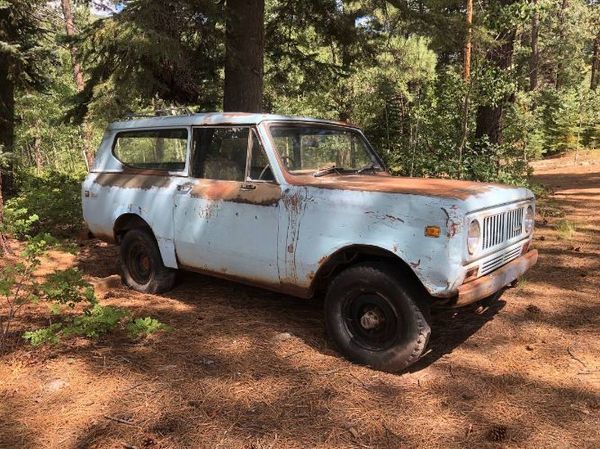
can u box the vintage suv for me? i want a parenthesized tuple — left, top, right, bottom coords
(82, 112, 538, 372)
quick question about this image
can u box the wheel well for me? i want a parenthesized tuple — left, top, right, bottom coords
(311, 245, 428, 298)
(113, 214, 152, 243)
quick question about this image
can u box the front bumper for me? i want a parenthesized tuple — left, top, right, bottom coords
(453, 249, 538, 307)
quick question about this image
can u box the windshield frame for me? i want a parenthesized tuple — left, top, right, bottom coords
(263, 121, 387, 178)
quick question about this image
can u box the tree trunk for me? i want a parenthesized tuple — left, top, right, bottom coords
(60, 0, 94, 168)
(464, 0, 473, 81)
(60, 0, 84, 91)
(0, 46, 15, 195)
(529, 0, 539, 91)
(591, 31, 600, 90)
(223, 0, 264, 112)
(475, 1, 516, 145)
(555, 0, 569, 89)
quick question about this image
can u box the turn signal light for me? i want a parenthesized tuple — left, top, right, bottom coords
(424, 226, 441, 238)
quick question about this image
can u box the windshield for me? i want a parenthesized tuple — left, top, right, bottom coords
(269, 124, 383, 176)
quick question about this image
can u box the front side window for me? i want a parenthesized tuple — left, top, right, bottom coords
(113, 129, 187, 171)
(191, 127, 274, 182)
(269, 124, 381, 176)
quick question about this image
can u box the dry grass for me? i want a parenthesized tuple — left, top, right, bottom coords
(1, 155, 599, 448)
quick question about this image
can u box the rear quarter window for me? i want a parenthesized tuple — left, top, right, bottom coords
(113, 128, 188, 171)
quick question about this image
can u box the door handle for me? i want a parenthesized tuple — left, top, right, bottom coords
(241, 183, 256, 191)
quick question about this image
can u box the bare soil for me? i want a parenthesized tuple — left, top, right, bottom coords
(1, 155, 599, 448)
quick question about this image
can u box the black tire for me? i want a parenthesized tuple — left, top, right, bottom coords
(119, 228, 176, 294)
(325, 262, 431, 373)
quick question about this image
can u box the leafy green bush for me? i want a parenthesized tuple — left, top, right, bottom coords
(127, 317, 170, 338)
(63, 304, 129, 339)
(0, 233, 58, 349)
(22, 324, 62, 347)
(0, 207, 39, 239)
(1, 233, 169, 351)
(41, 268, 96, 310)
(6, 170, 84, 238)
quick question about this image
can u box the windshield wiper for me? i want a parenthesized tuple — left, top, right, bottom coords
(355, 163, 382, 174)
(313, 165, 343, 177)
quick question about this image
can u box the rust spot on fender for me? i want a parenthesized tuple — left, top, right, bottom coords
(190, 180, 281, 206)
(94, 172, 173, 190)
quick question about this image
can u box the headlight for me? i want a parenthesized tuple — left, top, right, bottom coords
(467, 219, 481, 255)
(524, 205, 534, 234)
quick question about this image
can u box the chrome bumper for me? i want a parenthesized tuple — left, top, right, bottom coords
(454, 249, 538, 307)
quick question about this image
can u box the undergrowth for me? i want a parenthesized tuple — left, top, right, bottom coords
(1, 220, 169, 352)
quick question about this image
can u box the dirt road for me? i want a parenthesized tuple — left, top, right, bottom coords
(1, 156, 598, 448)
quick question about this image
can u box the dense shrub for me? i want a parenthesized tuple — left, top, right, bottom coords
(6, 170, 84, 238)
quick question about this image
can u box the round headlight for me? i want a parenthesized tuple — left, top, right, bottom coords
(524, 205, 534, 234)
(467, 219, 481, 255)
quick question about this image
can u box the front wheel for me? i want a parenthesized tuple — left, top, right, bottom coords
(325, 262, 431, 372)
(120, 228, 176, 294)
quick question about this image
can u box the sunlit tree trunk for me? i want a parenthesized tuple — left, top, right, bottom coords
(60, 0, 93, 168)
(223, 0, 264, 112)
(464, 0, 473, 81)
(458, 0, 474, 176)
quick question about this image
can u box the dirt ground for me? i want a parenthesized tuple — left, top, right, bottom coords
(1, 154, 599, 449)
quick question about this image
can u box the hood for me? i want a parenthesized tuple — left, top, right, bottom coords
(292, 174, 534, 210)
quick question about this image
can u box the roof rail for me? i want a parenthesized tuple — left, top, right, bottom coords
(120, 107, 195, 120)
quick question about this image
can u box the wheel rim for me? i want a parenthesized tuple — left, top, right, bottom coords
(126, 240, 153, 285)
(342, 293, 400, 351)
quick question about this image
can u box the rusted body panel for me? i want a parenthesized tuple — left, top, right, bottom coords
(82, 113, 536, 302)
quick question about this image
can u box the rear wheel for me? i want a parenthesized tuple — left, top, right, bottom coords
(325, 262, 431, 372)
(120, 228, 176, 293)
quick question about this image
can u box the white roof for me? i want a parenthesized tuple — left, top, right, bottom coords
(108, 112, 358, 130)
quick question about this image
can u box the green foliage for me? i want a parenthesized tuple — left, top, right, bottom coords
(0, 232, 58, 349)
(127, 317, 170, 338)
(22, 324, 62, 346)
(0, 232, 167, 351)
(0, 0, 55, 92)
(5, 170, 84, 237)
(62, 304, 129, 339)
(5, 0, 600, 191)
(41, 268, 96, 309)
(14, 49, 94, 174)
(0, 206, 38, 238)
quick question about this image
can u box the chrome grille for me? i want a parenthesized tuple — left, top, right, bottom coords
(480, 245, 522, 276)
(482, 207, 524, 250)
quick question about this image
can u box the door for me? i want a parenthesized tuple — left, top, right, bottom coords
(173, 126, 281, 286)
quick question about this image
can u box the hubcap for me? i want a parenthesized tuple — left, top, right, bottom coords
(127, 241, 153, 284)
(360, 308, 385, 330)
(343, 293, 400, 351)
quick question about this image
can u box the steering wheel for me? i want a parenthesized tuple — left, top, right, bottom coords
(258, 155, 296, 180)
(258, 163, 272, 180)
